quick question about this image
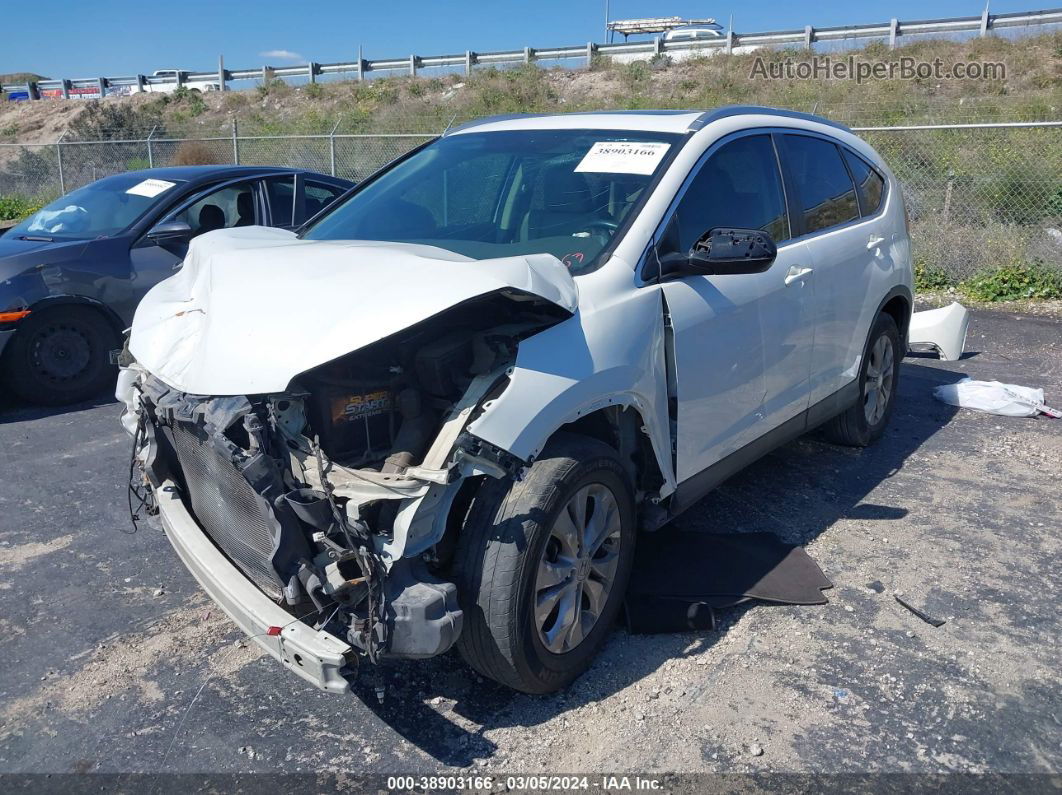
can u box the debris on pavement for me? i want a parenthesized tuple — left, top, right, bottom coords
(933, 378, 1060, 418)
(895, 595, 947, 628)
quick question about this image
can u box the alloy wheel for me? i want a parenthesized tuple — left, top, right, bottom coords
(534, 483, 622, 654)
(864, 333, 895, 425)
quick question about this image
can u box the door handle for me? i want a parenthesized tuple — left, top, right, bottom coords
(867, 235, 885, 250)
(784, 265, 813, 286)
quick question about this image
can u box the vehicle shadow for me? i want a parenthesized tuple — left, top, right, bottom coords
(0, 391, 117, 425)
(350, 358, 965, 766)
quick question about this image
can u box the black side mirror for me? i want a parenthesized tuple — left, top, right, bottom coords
(146, 220, 193, 243)
(686, 228, 777, 275)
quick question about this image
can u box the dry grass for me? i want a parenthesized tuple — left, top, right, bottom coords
(171, 139, 223, 165)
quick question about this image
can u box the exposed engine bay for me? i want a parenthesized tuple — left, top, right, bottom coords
(123, 291, 568, 671)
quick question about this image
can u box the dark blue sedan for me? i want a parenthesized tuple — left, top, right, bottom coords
(0, 165, 352, 405)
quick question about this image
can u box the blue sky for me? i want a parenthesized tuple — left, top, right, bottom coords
(3, 0, 1034, 78)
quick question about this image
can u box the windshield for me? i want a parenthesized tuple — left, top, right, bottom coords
(303, 129, 682, 273)
(6, 173, 186, 241)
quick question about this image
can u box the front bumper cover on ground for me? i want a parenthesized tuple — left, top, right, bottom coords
(154, 480, 355, 694)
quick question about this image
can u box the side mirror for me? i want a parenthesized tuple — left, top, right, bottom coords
(146, 220, 192, 243)
(686, 228, 777, 275)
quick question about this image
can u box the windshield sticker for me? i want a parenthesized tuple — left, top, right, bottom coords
(126, 178, 177, 198)
(575, 141, 671, 175)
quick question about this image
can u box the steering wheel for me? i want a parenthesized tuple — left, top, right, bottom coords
(576, 219, 619, 235)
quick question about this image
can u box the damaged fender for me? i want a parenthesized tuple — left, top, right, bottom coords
(908, 302, 970, 361)
(465, 261, 677, 498)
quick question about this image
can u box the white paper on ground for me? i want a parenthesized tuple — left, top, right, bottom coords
(126, 178, 176, 198)
(933, 378, 1056, 418)
(575, 141, 671, 175)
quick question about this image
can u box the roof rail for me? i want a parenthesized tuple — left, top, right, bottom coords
(688, 105, 851, 132)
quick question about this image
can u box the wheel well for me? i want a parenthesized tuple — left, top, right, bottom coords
(881, 295, 911, 343)
(558, 406, 664, 502)
(27, 297, 125, 339)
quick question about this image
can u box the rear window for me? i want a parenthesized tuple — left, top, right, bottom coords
(783, 135, 859, 235)
(842, 149, 886, 216)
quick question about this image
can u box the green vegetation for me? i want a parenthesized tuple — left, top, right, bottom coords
(960, 262, 1062, 301)
(0, 196, 44, 222)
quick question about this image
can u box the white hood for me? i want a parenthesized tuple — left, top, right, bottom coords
(129, 227, 578, 395)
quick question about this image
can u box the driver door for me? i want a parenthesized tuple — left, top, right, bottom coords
(658, 132, 815, 482)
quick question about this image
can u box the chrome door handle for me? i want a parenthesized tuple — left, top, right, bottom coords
(867, 235, 885, 250)
(784, 265, 813, 286)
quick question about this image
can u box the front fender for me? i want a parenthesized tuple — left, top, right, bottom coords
(466, 286, 676, 496)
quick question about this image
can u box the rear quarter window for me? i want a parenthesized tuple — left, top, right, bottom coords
(842, 149, 886, 216)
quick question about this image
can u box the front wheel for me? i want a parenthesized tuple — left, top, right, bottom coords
(1, 306, 119, 406)
(823, 311, 901, 447)
(454, 433, 635, 693)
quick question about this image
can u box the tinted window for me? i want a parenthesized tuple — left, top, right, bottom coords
(265, 176, 296, 226)
(304, 181, 346, 219)
(842, 149, 885, 216)
(175, 182, 256, 237)
(665, 134, 789, 256)
(784, 135, 859, 234)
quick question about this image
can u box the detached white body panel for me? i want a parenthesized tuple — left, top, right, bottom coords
(908, 302, 970, 361)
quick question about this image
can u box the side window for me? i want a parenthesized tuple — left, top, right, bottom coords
(265, 176, 296, 227)
(665, 134, 790, 256)
(842, 149, 885, 216)
(783, 135, 859, 234)
(304, 181, 346, 221)
(175, 182, 257, 237)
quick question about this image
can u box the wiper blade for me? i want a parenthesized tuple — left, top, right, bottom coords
(18, 235, 54, 242)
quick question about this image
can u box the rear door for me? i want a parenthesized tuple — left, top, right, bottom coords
(659, 132, 815, 481)
(780, 134, 888, 404)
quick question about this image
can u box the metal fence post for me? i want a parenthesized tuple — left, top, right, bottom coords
(980, 3, 991, 36)
(146, 125, 156, 168)
(357, 45, 364, 82)
(465, 51, 474, 76)
(804, 25, 814, 50)
(61, 79, 70, 100)
(329, 122, 339, 177)
(232, 120, 239, 164)
(218, 55, 226, 91)
(889, 18, 899, 48)
(586, 42, 596, 68)
(409, 55, 418, 77)
(56, 133, 66, 194)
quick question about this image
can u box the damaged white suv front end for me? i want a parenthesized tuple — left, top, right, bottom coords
(118, 226, 583, 691)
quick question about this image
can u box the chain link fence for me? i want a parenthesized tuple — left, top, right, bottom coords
(1, 123, 1059, 281)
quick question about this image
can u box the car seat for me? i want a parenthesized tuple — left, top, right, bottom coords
(197, 204, 225, 234)
(235, 192, 255, 226)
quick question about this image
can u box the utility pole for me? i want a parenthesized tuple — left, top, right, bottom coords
(604, 0, 610, 43)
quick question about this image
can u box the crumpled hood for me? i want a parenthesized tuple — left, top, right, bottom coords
(129, 226, 578, 395)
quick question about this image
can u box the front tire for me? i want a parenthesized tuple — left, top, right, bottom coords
(823, 311, 901, 447)
(454, 433, 636, 693)
(1, 306, 119, 406)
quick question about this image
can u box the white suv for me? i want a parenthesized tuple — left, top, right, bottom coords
(119, 107, 914, 694)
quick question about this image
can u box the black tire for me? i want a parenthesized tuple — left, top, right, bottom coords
(453, 432, 636, 693)
(823, 312, 901, 447)
(1, 306, 119, 406)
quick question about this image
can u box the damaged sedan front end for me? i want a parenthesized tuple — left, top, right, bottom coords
(119, 228, 578, 691)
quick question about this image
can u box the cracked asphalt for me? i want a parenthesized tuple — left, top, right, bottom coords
(0, 307, 1058, 780)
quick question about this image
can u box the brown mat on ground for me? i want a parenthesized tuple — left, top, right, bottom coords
(623, 530, 832, 634)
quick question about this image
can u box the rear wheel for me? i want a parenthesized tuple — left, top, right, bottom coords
(823, 312, 900, 447)
(454, 433, 635, 693)
(1, 306, 119, 406)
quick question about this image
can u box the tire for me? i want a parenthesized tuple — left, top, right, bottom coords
(823, 312, 901, 447)
(453, 432, 636, 693)
(1, 306, 119, 406)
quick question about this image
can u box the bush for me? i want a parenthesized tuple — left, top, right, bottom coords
(171, 140, 224, 165)
(0, 196, 45, 221)
(914, 261, 953, 291)
(959, 262, 1062, 301)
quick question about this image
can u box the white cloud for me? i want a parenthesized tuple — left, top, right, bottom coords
(259, 49, 304, 62)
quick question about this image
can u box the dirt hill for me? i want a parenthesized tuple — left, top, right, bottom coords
(1, 33, 1058, 143)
